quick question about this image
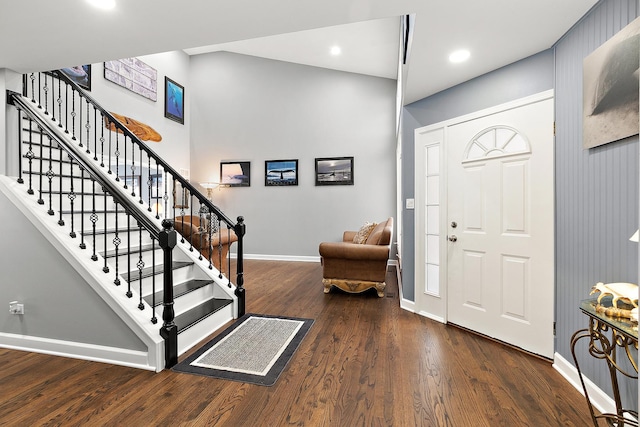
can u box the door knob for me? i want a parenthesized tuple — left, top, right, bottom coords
(448, 235, 457, 242)
(451, 221, 457, 228)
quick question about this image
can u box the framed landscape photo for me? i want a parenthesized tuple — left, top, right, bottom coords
(265, 159, 298, 186)
(220, 161, 251, 187)
(315, 156, 354, 186)
(164, 76, 184, 124)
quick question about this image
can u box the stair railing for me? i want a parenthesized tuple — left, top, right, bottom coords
(8, 69, 246, 367)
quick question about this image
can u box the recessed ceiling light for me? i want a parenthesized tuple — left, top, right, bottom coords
(449, 49, 470, 63)
(330, 46, 341, 56)
(87, 0, 116, 10)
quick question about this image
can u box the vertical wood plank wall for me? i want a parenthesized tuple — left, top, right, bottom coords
(554, 0, 638, 408)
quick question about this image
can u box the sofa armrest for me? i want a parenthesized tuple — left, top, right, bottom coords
(319, 241, 389, 261)
(342, 231, 357, 242)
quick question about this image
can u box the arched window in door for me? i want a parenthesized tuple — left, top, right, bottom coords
(463, 125, 531, 162)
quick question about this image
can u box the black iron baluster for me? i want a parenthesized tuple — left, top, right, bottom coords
(36, 122, 44, 204)
(113, 202, 121, 286)
(29, 73, 36, 105)
(68, 157, 76, 238)
(79, 165, 86, 250)
(138, 142, 144, 204)
(163, 170, 169, 220)
(126, 214, 132, 298)
(25, 121, 35, 195)
(207, 211, 214, 271)
(151, 236, 157, 324)
(103, 187, 109, 273)
(129, 136, 136, 198)
(90, 178, 98, 261)
(115, 130, 120, 181)
(46, 135, 54, 215)
(78, 94, 83, 149)
(70, 88, 77, 141)
(63, 82, 69, 133)
(92, 106, 97, 156)
(106, 115, 112, 173)
(57, 149, 64, 226)
(99, 113, 105, 166)
(54, 77, 61, 125)
(43, 73, 48, 115)
(226, 226, 232, 286)
(16, 108, 23, 184)
(147, 157, 152, 212)
(84, 101, 90, 156)
(137, 222, 145, 310)
(123, 131, 128, 190)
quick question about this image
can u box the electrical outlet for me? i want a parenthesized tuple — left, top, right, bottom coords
(9, 301, 24, 315)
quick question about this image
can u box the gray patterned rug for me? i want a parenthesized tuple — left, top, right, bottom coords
(172, 313, 313, 386)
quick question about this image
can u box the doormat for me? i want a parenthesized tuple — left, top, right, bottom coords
(172, 313, 314, 386)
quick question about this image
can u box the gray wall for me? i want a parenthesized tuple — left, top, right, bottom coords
(189, 52, 397, 258)
(554, 0, 638, 409)
(402, 50, 555, 301)
(0, 191, 145, 351)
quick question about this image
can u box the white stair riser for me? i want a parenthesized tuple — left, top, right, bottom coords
(106, 248, 163, 273)
(91, 231, 154, 250)
(134, 265, 195, 296)
(176, 303, 234, 355)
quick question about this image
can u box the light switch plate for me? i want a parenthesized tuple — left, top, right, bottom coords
(406, 198, 415, 209)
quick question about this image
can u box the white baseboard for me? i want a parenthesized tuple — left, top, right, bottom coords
(0, 332, 157, 371)
(553, 352, 618, 416)
(231, 253, 321, 263)
(417, 310, 445, 323)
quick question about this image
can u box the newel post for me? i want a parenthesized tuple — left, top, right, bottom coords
(159, 219, 178, 368)
(234, 216, 246, 317)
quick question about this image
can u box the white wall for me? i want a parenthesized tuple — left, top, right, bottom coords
(87, 51, 191, 173)
(189, 52, 397, 258)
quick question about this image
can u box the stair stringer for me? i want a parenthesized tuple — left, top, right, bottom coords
(0, 175, 164, 371)
(4, 95, 240, 369)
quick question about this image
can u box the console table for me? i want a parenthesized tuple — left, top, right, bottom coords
(571, 299, 638, 427)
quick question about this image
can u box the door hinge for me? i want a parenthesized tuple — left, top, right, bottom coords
(553, 321, 556, 336)
(553, 121, 556, 136)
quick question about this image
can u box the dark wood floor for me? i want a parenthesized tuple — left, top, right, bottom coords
(0, 260, 593, 426)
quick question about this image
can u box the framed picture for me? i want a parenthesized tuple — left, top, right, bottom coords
(265, 159, 298, 186)
(59, 65, 91, 91)
(173, 178, 189, 209)
(315, 157, 354, 186)
(164, 76, 184, 124)
(104, 58, 157, 101)
(220, 161, 251, 187)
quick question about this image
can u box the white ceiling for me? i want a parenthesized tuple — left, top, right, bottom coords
(0, 0, 597, 105)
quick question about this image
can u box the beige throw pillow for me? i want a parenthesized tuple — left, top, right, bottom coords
(353, 222, 377, 244)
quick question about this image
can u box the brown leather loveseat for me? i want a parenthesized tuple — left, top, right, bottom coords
(174, 215, 238, 273)
(319, 217, 393, 297)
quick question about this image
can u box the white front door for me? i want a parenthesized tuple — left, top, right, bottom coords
(446, 94, 554, 358)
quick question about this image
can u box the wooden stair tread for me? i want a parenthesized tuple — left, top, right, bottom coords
(100, 243, 156, 258)
(122, 261, 193, 282)
(143, 279, 213, 307)
(175, 298, 233, 334)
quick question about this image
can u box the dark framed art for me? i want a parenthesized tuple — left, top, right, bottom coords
(315, 156, 354, 186)
(265, 159, 298, 186)
(220, 161, 251, 187)
(59, 65, 91, 91)
(164, 76, 184, 124)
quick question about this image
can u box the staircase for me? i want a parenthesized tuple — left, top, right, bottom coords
(3, 71, 245, 371)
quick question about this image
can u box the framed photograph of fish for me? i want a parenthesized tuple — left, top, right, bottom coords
(164, 76, 184, 124)
(315, 156, 354, 186)
(265, 159, 298, 186)
(220, 161, 251, 187)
